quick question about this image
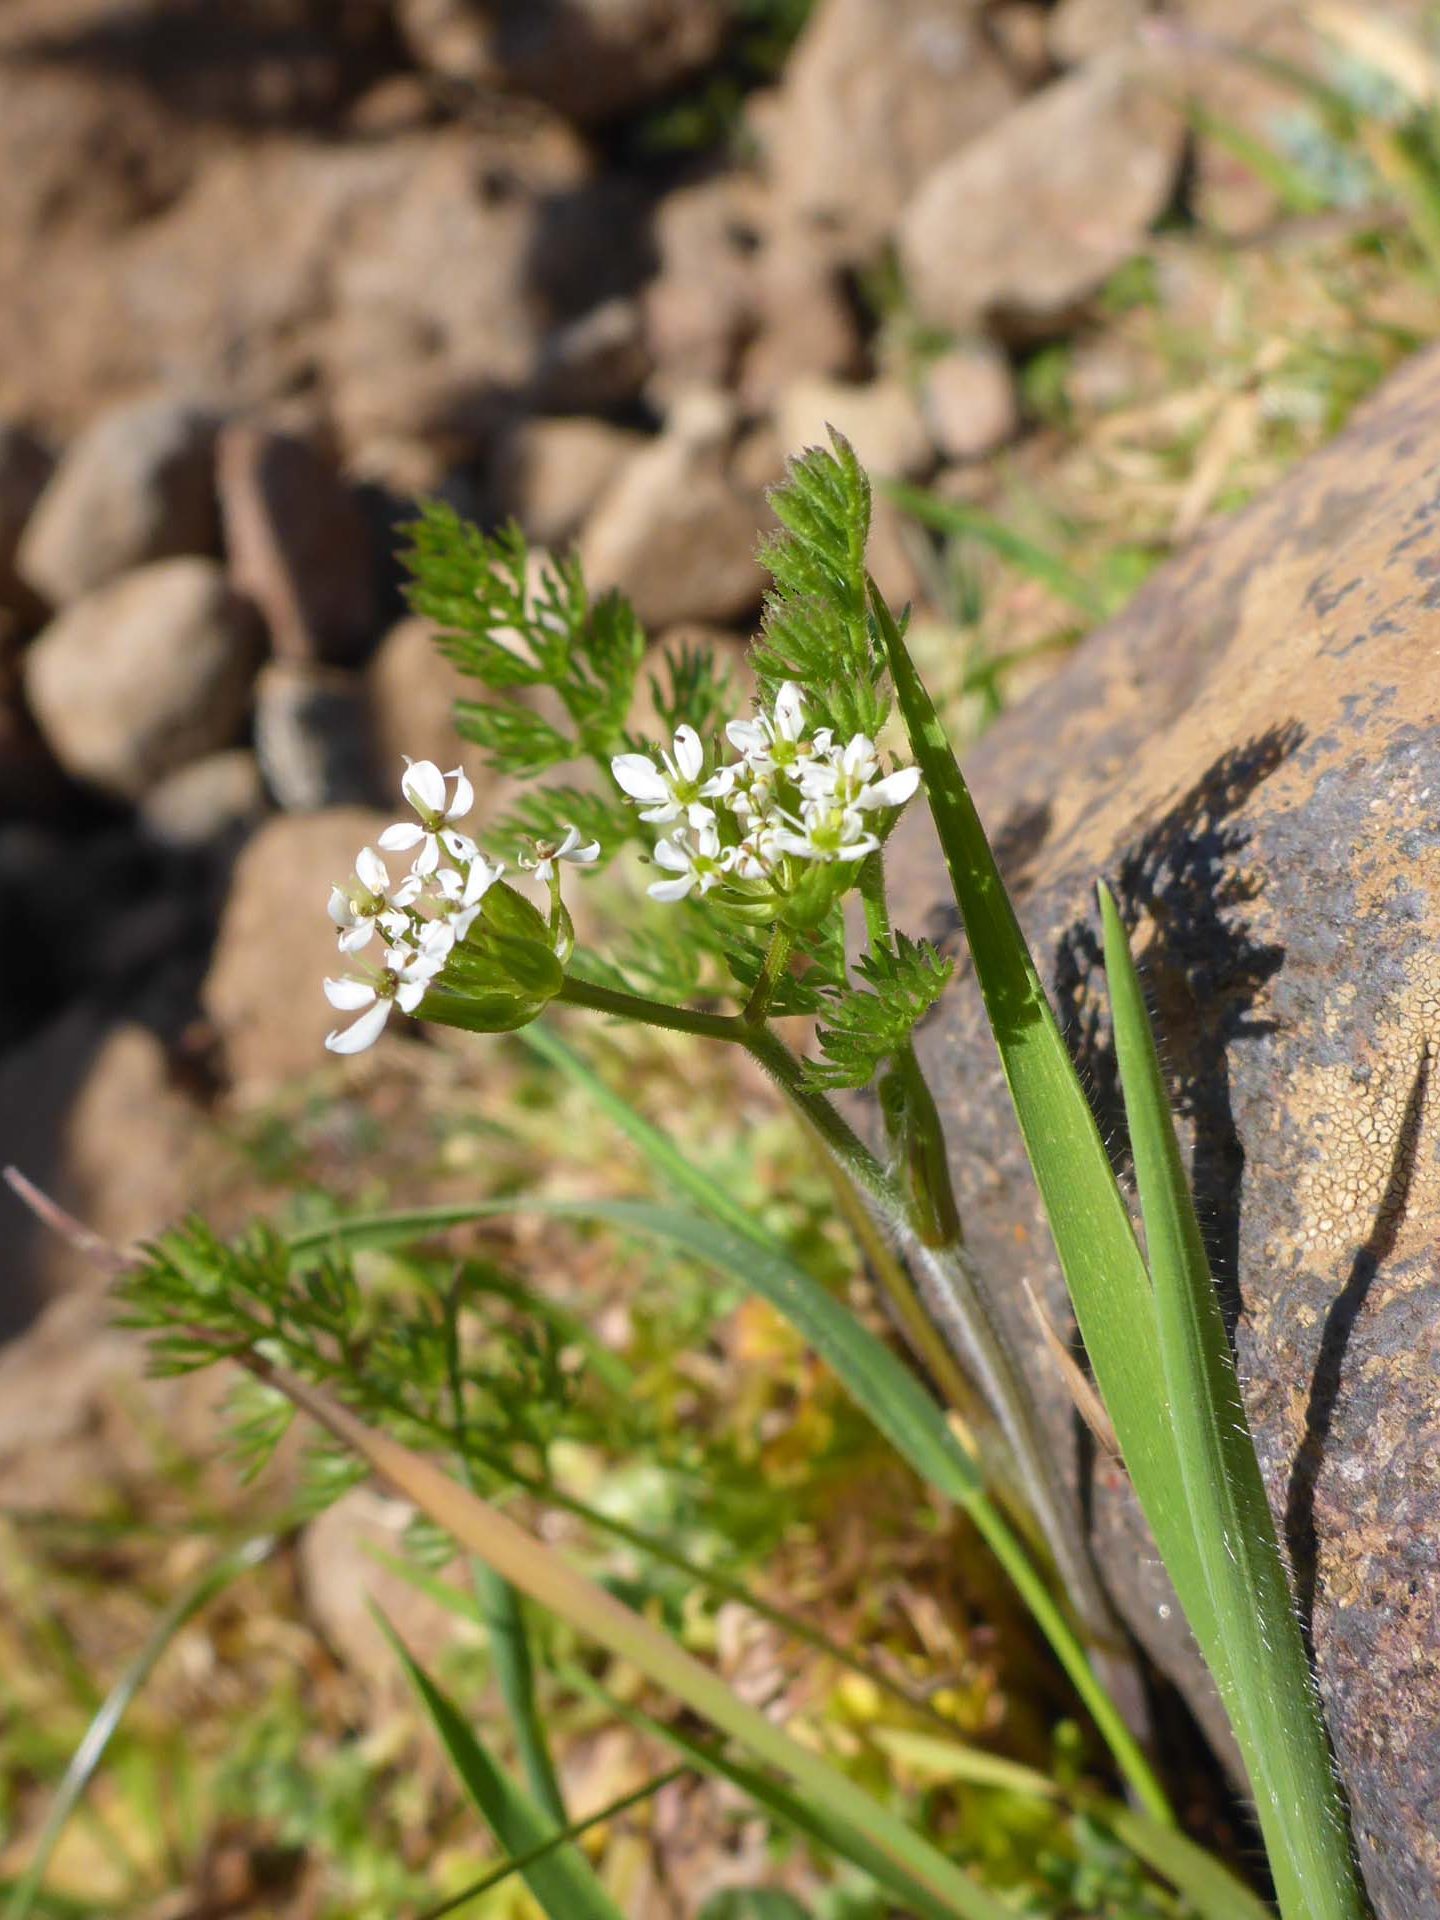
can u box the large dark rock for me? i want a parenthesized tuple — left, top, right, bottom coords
(885, 344, 1440, 1917)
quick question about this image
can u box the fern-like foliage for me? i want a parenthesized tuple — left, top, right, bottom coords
(116, 1221, 590, 1501)
(805, 934, 954, 1090)
(751, 432, 890, 742)
(402, 505, 645, 775)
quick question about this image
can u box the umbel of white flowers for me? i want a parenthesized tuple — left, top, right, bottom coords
(611, 682, 919, 902)
(322, 758, 597, 1054)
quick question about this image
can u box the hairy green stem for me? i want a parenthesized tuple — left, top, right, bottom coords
(555, 975, 743, 1042)
(741, 925, 796, 1026)
(554, 961, 1159, 1809)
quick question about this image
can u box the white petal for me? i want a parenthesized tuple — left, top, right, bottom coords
(774, 683, 805, 740)
(324, 975, 377, 1010)
(463, 856, 503, 904)
(699, 766, 734, 799)
(413, 834, 441, 877)
(440, 829, 479, 864)
(858, 766, 921, 809)
(378, 821, 425, 852)
(401, 759, 447, 815)
(684, 800, 716, 829)
(395, 980, 429, 1013)
(392, 872, 425, 907)
(638, 798, 682, 824)
(452, 905, 482, 941)
(328, 884, 355, 928)
(337, 922, 375, 954)
(836, 835, 880, 860)
(726, 718, 766, 756)
(564, 838, 601, 865)
(647, 872, 696, 902)
(611, 754, 670, 803)
(554, 825, 581, 858)
(355, 845, 389, 892)
(651, 837, 691, 873)
(325, 998, 392, 1053)
(672, 725, 703, 781)
(446, 769, 475, 820)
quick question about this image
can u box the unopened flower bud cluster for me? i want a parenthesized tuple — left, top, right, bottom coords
(611, 682, 919, 903)
(322, 758, 596, 1054)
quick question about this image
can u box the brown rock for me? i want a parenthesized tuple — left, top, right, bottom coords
(367, 615, 489, 797)
(884, 345, 1440, 1917)
(919, 343, 1020, 462)
(0, 1011, 228, 1319)
(139, 750, 268, 851)
(763, 0, 1020, 262)
(987, 3, 1053, 86)
(23, 558, 262, 800)
(0, 423, 53, 620)
(203, 806, 394, 1093)
(737, 229, 864, 416)
(218, 424, 380, 667)
(775, 375, 934, 483)
(491, 416, 644, 548)
(398, 0, 729, 125)
(18, 397, 219, 607)
(0, 119, 594, 465)
(579, 396, 766, 629)
(643, 174, 765, 400)
(1048, 0, 1151, 65)
(299, 1489, 468, 1698)
(898, 48, 1185, 338)
(254, 662, 376, 811)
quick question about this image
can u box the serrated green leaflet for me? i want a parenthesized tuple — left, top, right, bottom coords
(376, 1611, 624, 1920)
(1099, 884, 1365, 1920)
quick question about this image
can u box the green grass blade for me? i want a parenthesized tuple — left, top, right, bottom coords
(290, 1195, 1165, 1814)
(883, 483, 1108, 621)
(4, 1535, 276, 1920)
(1094, 1802, 1274, 1920)
(413, 1766, 687, 1920)
(1098, 884, 1364, 1920)
(569, 1671, 962, 1920)
(869, 583, 1220, 1666)
(1184, 100, 1331, 215)
(518, 1022, 772, 1246)
(289, 1199, 983, 1510)
(376, 1610, 626, 1920)
(254, 1361, 1014, 1920)
(873, 1729, 1271, 1920)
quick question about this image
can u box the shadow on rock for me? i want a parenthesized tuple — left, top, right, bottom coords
(1052, 722, 1303, 1330)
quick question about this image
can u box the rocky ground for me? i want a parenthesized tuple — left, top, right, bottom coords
(3, 1, 1439, 1914)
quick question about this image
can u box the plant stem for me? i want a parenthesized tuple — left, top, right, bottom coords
(555, 975, 743, 1042)
(741, 925, 796, 1026)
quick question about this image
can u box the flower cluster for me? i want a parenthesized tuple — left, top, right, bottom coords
(611, 685, 919, 905)
(322, 759, 596, 1054)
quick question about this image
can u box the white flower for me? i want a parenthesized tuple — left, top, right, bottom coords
(801, 735, 921, 812)
(377, 758, 476, 877)
(726, 682, 830, 777)
(771, 800, 880, 864)
(728, 813, 785, 881)
(323, 942, 446, 1054)
(612, 725, 732, 826)
(434, 854, 505, 942)
(647, 823, 733, 902)
(327, 846, 420, 954)
(518, 824, 601, 886)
